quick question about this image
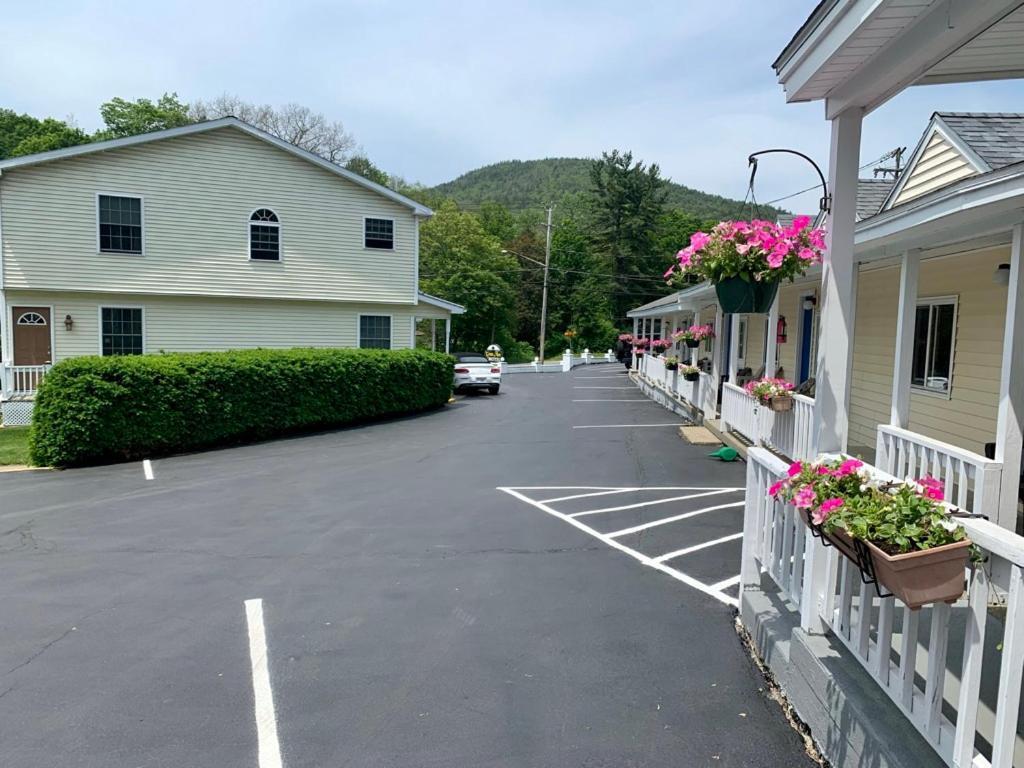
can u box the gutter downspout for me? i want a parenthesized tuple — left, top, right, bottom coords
(0, 169, 7, 401)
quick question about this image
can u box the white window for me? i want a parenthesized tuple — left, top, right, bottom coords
(912, 297, 957, 395)
(249, 208, 281, 261)
(101, 307, 144, 356)
(98, 194, 143, 254)
(359, 315, 391, 349)
(364, 217, 394, 250)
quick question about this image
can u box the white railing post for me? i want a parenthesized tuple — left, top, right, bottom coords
(561, 350, 572, 372)
(994, 222, 1024, 531)
(740, 454, 763, 591)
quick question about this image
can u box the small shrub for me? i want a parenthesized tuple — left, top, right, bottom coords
(503, 340, 536, 364)
(29, 348, 453, 467)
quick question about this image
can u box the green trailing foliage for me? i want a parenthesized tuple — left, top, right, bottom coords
(29, 348, 453, 467)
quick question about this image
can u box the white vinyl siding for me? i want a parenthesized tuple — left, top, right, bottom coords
(1, 291, 455, 360)
(0, 127, 417, 304)
(891, 131, 978, 207)
(846, 246, 1007, 458)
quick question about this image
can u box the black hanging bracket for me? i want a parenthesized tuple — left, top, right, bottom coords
(748, 149, 831, 215)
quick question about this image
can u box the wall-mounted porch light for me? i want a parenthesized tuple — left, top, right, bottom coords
(64, 314, 74, 331)
(803, 296, 817, 311)
(994, 263, 1011, 286)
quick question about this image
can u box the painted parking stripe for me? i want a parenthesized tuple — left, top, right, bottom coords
(710, 574, 743, 591)
(605, 501, 745, 537)
(571, 399, 651, 402)
(574, 376, 630, 379)
(142, 459, 154, 480)
(499, 487, 737, 607)
(651, 532, 745, 563)
(244, 599, 284, 768)
(572, 423, 685, 429)
(570, 488, 742, 518)
(573, 386, 637, 390)
(540, 488, 643, 504)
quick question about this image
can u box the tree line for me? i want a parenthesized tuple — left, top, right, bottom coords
(1, 94, 715, 361)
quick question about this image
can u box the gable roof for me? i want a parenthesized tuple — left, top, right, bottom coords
(936, 112, 1024, 170)
(856, 179, 894, 220)
(418, 291, 465, 315)
(0, 117, 433, 217)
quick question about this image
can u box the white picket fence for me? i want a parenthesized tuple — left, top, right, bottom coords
(742, 446, 1023, 768)
(636, 353, 715, 419)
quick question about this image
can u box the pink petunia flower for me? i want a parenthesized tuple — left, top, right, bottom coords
(812, 497, 843, 524)
(792, 215, 811, 232)
(787, 461, 803, 478)
(690, 232, 711, 252)
(768, 480, 785, 497)
(833, 458, 864, 477)
(793, 485, 816, 509)
(917, 476, 945, 501)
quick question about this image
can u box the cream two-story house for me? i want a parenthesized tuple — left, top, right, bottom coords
(0, 117, 463, 424)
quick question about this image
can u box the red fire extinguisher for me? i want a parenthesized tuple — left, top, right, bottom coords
(777, 316, 787, 344)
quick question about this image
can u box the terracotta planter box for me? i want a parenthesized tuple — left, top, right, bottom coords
(864, 539, 970, 609)
(796, 508, 969, 609)
(768, 395, 794, 412)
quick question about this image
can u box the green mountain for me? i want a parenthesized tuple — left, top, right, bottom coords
(430, 158, 784, 221)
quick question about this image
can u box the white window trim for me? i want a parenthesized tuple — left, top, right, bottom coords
(910, 294, 958, 400)
(737, 316, 749, 367)
(11, 304, 56, 365)
(96, 192, 145, 256)
(248, 207, 283, 263)
(97, 305, 146, 356)
(357, 313, 393, 350)
(363, 215, 396, 252)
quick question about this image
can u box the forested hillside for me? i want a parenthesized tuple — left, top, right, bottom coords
(431, 158, 784, 221)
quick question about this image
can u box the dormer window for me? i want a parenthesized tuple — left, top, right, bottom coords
(249, 208, 280, 261)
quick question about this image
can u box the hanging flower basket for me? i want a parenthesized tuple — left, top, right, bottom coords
(681, 365, 700, 382)
(664, 356, 679, 371)
(774, 459, 973, 610)
(672, 324, 715, 348)
(715, 276, 780, 314)
(664, 218, 826, 313)
(685, 338, 700, 349)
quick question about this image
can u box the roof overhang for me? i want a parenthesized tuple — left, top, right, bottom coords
(0, 117, 433, 217)
(775, 0, 1024, 118)
(627, 283, 719, 318)
(417, 291, 465, 314)
(855, 161, 1024, 261)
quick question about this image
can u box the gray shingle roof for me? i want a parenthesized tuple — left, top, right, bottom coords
(856, 179, 894, 220)
(937, 113, 1024, 170)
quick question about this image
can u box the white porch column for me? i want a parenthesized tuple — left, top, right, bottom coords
(995, 222, 1024, 531)
(709, 306, 724, 418)
(728, 314, 740, 382)
(801, 107, 862, 635)
(444, 317, 451, 353)
(812, 107, 863, 455)
(766, 293, 779, 378)
(890, 249, 920, 428)
(691, 309, 701, 365)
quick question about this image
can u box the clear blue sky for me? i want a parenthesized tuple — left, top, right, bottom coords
(3, 0, 1022, 214)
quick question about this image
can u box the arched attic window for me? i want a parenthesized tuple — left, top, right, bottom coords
(249, 208, 280, 261)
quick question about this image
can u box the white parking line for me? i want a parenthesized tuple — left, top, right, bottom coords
(711, 574, 743, 591)
(573, 423, 685, 429)
(573, 386, 637, 390)
(498, 488, 738, 607)
(571, 399, 650, 402)
(651, 532, 745, 563)
(570, 488, 743, 518)
(605, 501, 745, 537)
(244, 599, 284, 768)
(142, 459, 154, 480)
(540, 488, 643, 503)
(574, 376, 629, 379)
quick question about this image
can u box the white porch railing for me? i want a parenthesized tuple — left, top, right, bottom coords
(644, 353, 666, 386)
(876, 425, 1003, 520)
(720, 381, 815, 461)
(1, 364, 51, 397)
(743, 446, 1024, 768)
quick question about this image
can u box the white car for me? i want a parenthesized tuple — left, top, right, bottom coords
(453, 352, 501, 395)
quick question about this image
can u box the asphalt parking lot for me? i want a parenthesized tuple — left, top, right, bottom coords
(0, 363, 812, 767)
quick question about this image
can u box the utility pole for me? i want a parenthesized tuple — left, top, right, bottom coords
(539, 205, 553, 362)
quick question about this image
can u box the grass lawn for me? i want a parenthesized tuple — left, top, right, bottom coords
(0, 427, 31, 466)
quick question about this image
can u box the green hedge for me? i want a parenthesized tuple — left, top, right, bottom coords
(29, 348, 453, 467)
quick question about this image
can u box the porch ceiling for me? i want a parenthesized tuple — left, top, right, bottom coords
(776, 0, 1024, 116)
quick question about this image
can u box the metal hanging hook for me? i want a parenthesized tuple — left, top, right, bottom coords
(747, 148, 831, 215)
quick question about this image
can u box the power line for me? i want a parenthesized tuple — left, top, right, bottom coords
(759, 152, 892, 207)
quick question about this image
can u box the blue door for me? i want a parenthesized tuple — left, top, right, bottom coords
(798, 304, 814, 383)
